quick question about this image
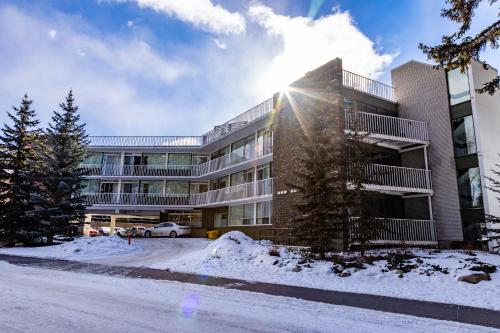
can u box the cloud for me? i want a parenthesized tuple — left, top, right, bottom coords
(112, 0, 245, 35)
(212, 38, 227, 49)
(0, 5, 193, 135)
(248, 3, 395, 95)
(48, 29, 57, 39)
(127, 20, 134, 28)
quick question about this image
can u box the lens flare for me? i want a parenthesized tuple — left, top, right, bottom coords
(181, 293, 200, 318)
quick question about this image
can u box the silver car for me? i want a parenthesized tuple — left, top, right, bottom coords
(143, 222, 191, 238)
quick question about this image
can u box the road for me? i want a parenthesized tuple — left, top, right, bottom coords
(1, 260, 497, 333)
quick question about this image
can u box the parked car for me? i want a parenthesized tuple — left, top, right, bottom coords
(130, 226, 146, 237)
(98, 227, 111, 236)
(88, 228, 99, 237)
(143, 222, 191, 238)
(114, 227, 129, 237)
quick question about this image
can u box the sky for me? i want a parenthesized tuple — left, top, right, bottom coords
(0, 0, 498, 136)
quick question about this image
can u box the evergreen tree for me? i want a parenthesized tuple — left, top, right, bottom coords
(419, 0, 499, 94)
(0, 95, 41, 246)
(485, 155, 500, 252)
(33, 90, 89, 243)
(288, 91, 349, 259)
(344, 105, 387, 257)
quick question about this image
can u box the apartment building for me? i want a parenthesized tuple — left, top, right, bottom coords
(81, 57, 500, 249)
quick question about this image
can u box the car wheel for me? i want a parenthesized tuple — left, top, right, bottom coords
(144, 231, 152, 238)
(170, 231, 177, 238)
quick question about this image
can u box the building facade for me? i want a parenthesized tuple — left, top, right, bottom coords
(81, 58, 500, 249)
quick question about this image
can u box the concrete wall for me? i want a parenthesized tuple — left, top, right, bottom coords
(391, 61, 463, 242)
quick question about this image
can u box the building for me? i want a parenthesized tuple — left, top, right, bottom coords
(81, 58, 500, 249)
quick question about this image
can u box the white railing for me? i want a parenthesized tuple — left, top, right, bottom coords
(82, 137, 273, 178)
(349, 218, 437, 245)
(362, 164, 432, 192)
(88, 136, 203, 147)
(345, 110, 429, 143)
(343, 70, 395, 102)
(202, 98, 273, 144)
(83, 179, 273, 207)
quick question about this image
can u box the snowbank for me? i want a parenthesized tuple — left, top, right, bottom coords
(152, 231, 500, 310)
(0, 236, 141, 260)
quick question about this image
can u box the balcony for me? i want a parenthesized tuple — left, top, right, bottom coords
(81, 137, 273, 179)
(345, 110, 429, 149)
(342, 70, 395, 102)
(360, 164, 432, 194)
(84, 179, 273, 208)
(349, 218, 438, 246)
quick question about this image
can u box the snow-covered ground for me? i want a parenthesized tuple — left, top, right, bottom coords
(0, 260, 497, 333)
(2, 232, 500, 311)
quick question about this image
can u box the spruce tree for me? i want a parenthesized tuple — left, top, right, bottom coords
(0, 95, 41, 246)
(419, 0, 499, 94)
(33, 90, 89, 243)
(344, 105, 387, 257)
(288, 90, 349, 259)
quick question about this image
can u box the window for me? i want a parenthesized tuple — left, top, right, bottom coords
(166, 181, 189, 194)
(230, 168, 254, 186)
(83, 153, 102, 165)
(457, 167, 483, 208)
(190, 183, 208, 194)
(168, 153, 191, 165)
(447, 68, 471, 106)
(452, 116, 477, 157)
(100, 182, 118, 193)
(257, 129, 272, 156)
(140, 181, 163, 194)
(192, 155, 209, 165)
(214, 212, 228, 227)
(229, 204, 254, 225)
(81, 180, 100, 193)
(256, 201, 271, 225)
(257, 163, 271, 180)
(142, 153, 166, 166)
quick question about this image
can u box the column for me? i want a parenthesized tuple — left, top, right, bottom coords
(109, 214, 116, 236)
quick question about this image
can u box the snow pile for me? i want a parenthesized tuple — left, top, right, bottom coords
(0, 236, 141, 260)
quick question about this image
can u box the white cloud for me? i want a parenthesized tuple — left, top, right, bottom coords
(248, 3, 395, 95)
(113, 0, 245, 35)
(127, 20, 134, 28)
(48, 29, 57, 39)
(0, 5, 193, 135)
(212, 38, 227, 49)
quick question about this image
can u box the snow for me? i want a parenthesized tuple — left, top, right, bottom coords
(2, 231, 500, 311)
(0, 260, 497, 333)
(0, 236, 141, 260)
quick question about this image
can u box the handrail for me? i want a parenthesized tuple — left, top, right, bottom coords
(342, 70, 395, 102)
(362, 163, 432, 191)
(81, 137, 273, 177)
(345, 110, 429, 143)
(83, 178, 273, 207)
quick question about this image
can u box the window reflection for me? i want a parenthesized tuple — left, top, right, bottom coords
(457, 167, 483, 208)
(447, 68, 471, 106)
(452, 116, 477, 156)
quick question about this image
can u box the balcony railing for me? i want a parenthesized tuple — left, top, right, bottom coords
(83, 179, 273, 207)
(349, 218, 437, 245)
(82, 137, 273, 178)
(345, 110, 429, 144)
(202, 98, 273, 144)
(360, 164, 432, 193)
(343, 70, 395, 102)
(88, 136, 203, 147)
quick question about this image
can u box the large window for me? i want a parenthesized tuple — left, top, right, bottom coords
(166, 181, 189, 194)
(256, 201, 271, 224)
(452, 116, 477, 157)
(457, 167, 483, 208)
(229, 204, 254, 225)
(81, 179, 100, 193)
(447, 68, 471, 106)
(168, 153, 191, 165)
(140, 181, 164, 194)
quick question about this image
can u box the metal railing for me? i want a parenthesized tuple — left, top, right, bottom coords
(362, 164, 432, 192)
(202, 98, 273, 144)
(88, 136, 203, 147)
(349, 218, 438, 245)
(81, 137, 273, 178)
(343, 70, 395, 102)
(345, 110, 429, 143)
(83, 179, 273, 207)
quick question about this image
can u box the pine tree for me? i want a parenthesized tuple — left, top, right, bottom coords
(485, 155, 500, 252)
(0, 95, 41, 246)
(344, 105, 387, 257)
(32, 90, 89, 243)
(419, 0, 500, 94)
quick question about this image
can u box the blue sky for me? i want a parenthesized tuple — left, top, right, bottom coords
(0, 0, 498, 136)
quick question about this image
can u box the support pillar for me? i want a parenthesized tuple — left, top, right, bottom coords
(109, 215, 116, 236)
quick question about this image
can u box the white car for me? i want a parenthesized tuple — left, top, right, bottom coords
(114, 227, 128, 237)
(143, 222, 191, 238)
